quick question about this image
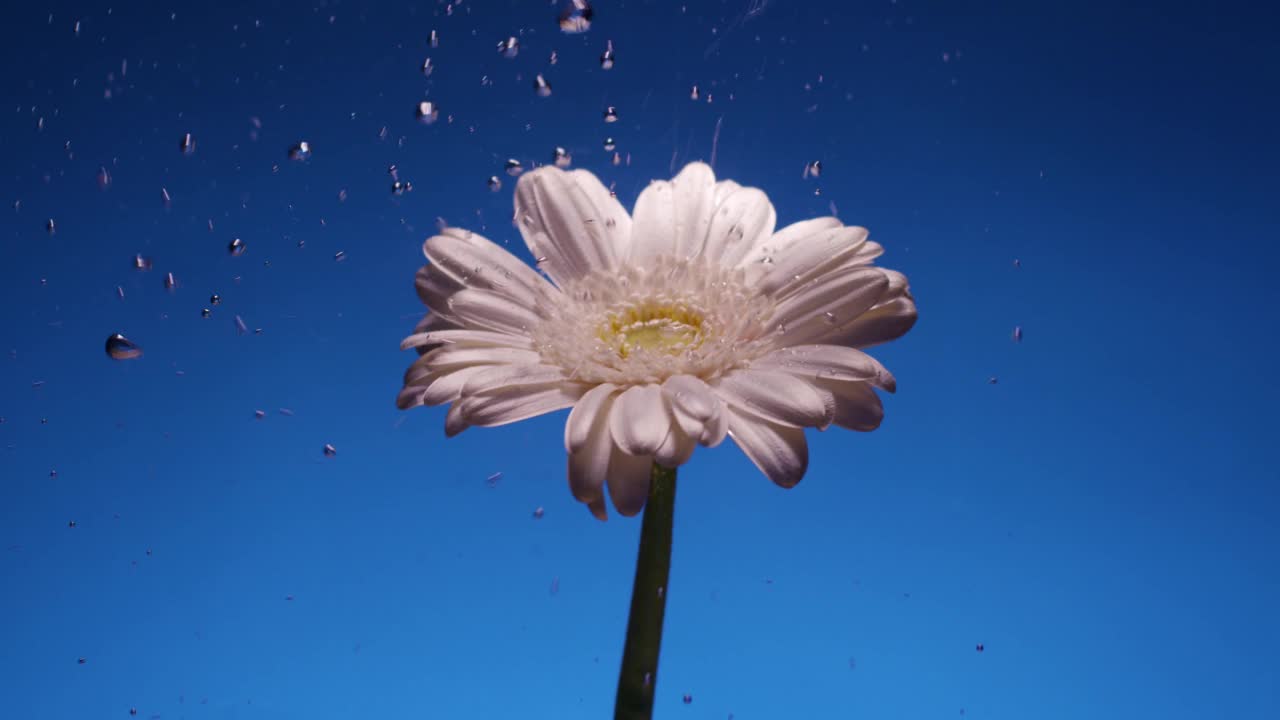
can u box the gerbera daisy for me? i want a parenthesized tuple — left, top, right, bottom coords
(398, 161, 916, 518)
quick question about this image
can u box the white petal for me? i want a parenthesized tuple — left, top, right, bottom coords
(444, 403, 469, 437)
(422, 229, 554, 305)
(630, 163, 718, 263)
(609, 384, 672, 456)
(415, 265, 464, 318)
(769, 267, 889, 346)
(568, 390, 616, 506)
(457, 383, 584, 427)
(727, 410, 808, 489)
(654, 423, 696, 468)
(713, 369, 831, 428)
(404, 313, 459, 356)
(514, 167, 622, 285)
(565, 383, 619, 454)
(662, 375, 728, 447)
(396, 385, 428, 410)
(419, 345, 542, 372)
(713, 179, 742, 205)
(751, 226, 871, 297)
(586, 495, 608, 521)
(753, 344, 894, 391)
(446, 288, 541, 335)
(568, 169, 633, 257)
(809, 379, 884, 431)
(822, 295, 918, 350)
(461, 364, 567, 396)
(702, 187, 776, 266)
(422, 365, 490, 406)
(400, 329, 533, 352)
(607, 446, 652, 517)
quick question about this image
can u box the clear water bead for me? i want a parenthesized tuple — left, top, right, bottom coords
(105, 334, 143, 360)
(228, 238, 246, 256)
(603, 137, 616, 151)
(603, 106, 618, 123)
(487, 176, 502, 192)
(504, 158, 524, 176)
(558, 0, 593, 33)
(553, 147, 572, 167)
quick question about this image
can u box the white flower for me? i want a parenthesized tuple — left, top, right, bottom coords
(399, 162, 916, 519)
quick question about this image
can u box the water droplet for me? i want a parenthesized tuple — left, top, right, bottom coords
(429, 30, 439, 48)
(164, 272, 177, 291)
(45, 218, 56, 234)
(487, 472, 503, 487)
(550, 576, 560, 595)
(603, 137, 616, 151)
(1013, 258, 1021, 269)
(254, 410, 265, 419)
(180, 132, 195, 155)
(558, 0, 593, 32)
(133, 254, 152, 271)
(105, 333, 143, 360)
(487, 176, 502, 192)
(976, 643, 984, 652)
(415, 101, 439, 124)
(497, 36, 519, 59)
(533, 73, 552, 97)
(323, 444, 337, 457)
(552, 147, 572, 167)
(532, 506, 545, 519)
(1012, 326, 1023, 343)
(599, 41, 615, 69)
(823, 311, 837, 325)
(420, 57, 434, 77)
(683, 694, 693, 705)
(77, 657, 86, 665)
(504, 158, 524, 176)
(391, 180, 413, 195)
(690, 84, 700, 100)
(201, 308, 211, 318)
(288, 141, 311, 161)
(228, 237, 246, 256)
(603, 106, 619, 123)
(68, 520, 76, 528)
(115, 285, 124, 300)
(97, 166, 112, 190)
(334, 251, 347, 262)
(805, 160, 822, 178)
(234, 315, 248, 334)
(209, 294, 221, 305)
(161, 187, 172, 207)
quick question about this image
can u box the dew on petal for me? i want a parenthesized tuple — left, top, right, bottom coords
(487, 176, 502, 192)
(288, 141, 312, 161)
(504, 158, 524, 176)
(558, 0, 593, 33)
(415, 101, 439, 125)
(323, 443, 337, 457)
(603, 106, 619, 123)
(553, 147, 572, 167)
(533, 73, 552, 97)
(105, 333, 142, 360)
(228, 238, 246, 256)
(497, 36, 519, 59)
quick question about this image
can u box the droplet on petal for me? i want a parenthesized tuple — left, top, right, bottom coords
(105, 333, 143, 360)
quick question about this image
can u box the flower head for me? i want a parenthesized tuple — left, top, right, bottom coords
(399, 163, 916, 519)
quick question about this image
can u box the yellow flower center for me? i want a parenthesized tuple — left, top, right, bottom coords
(603, 303, 704, 359)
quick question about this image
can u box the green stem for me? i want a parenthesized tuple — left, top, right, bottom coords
(614, 463, 677, 720)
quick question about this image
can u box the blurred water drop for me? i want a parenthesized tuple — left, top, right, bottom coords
(487, 176, 502, 192)
(391, 180, 413, 195)
(805, 160, 822, 178)
(164, 272, 177, 290)
(105, 333, 143, 360)
(429, 30, 439, 48)
(45, 218, 55, 234)
(682, 694, 692, 705)
(77, 657, 86, 665)
(497, 36, 519, 58)
(323, 443, 337, 457)
(533, 73, 552, 97)
(288, 141, 312, 161)
(115, 285, 125, 300)
(133, 254, 152, 271)
(1013, 258, 1021, 269)
(976, 643, 985, 652)
(533, 506, 545, 519)
(558, 0, 593, 33)
(209, 294, 221, 305)
(254, 410, 265, 419)
(228, 237, 246, 256)
(550, 576, 560, 595)
(487, 472, 503, 487)
(600, 41, 615, 69)
(420, 57, 434, 77)
(603, 106, 619, 123)
(68, 520, 75, 528)
(690, 85, 699, 100)
(180, 132, 195, 155)
(504, 158, 524, 176)
(603, 137, 616, 151)
(201, 308, 211, 318)
(1012, 326, 1023, 343)
(553, 147, 572, 167)
(234, 315, 248, 334)
(161, 187, 172, 206)
(988, 376, 999, 385)
(415, 101, 439, 124)
(97, 166, 112, 190)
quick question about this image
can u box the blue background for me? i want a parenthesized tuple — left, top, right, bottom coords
(2, 1, 1277, 718)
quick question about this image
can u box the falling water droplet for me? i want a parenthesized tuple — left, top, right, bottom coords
(180, 132, 195, 155)
(553, 147, 572, 167)
(533, 73, 552, 97)
(415, 101, 439, 124)
(487, 176, 502, 192)
(683, 694, 693, 705)
(133, 254, 152, 271)
(209, 294, 221, 305)
(988, 376, 999, 385)
(234, 315, 248, 334)
(558, 0, 594, 33)
(805, 160, 823, 178)
(429, 30, 439, 48)
(1012, 326, 1023, 343)
(161, 187, 172, 207)
(228, 238, 246, 256)
(105, 334, 143, 360)
(487, 472, 503, 487)
(1013, 258, 1021, 269)
(504, 158, 524, 177)
(599, 41, 615, 69)
(532, 506, 545, 519)
(201, 308, 210, 318)
(497, 36, 519, 59)
(391, 180, 413, 195)
(164, 272, 177, 290)
(603, 137, 616, 152)
(97, 166, 112, 190)
(690, 85, 700, 100)
(288, 141, 312, 161)
(420, 57, 434, 77)
(603, 106, 618, 123)
(323, 444, 337, 457)
(45, 218, 56, 234)
(254, 410, 265, 419)
(334, 251, 347, 262)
